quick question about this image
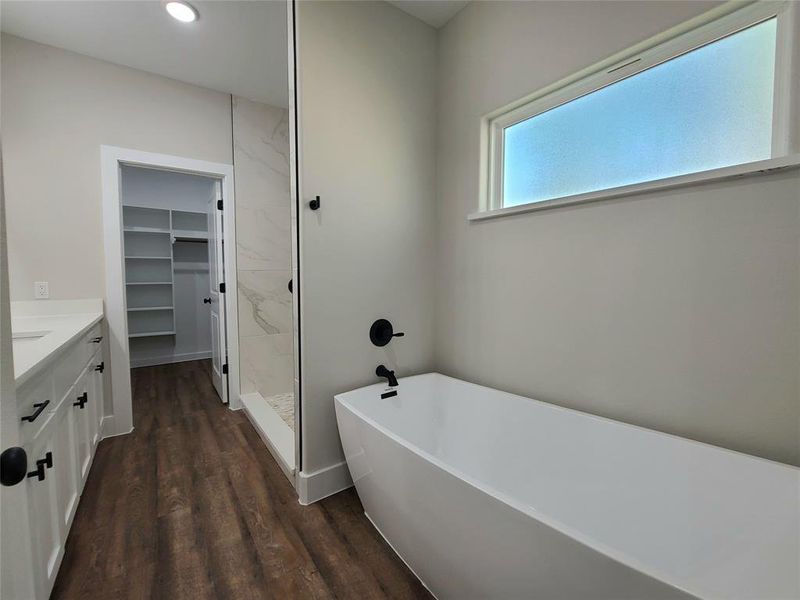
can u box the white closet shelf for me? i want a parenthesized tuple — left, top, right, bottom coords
(122, 204, 204, 358)
(123, 226, 171, 234)
(172, 229, 208, 240)
(128, 330, 176, 338)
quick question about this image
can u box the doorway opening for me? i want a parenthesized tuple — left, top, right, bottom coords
(120, 166, 228, 396)
(101, 147, 241, 436)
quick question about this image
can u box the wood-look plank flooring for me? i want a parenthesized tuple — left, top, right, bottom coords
(51, 360, 431, 600)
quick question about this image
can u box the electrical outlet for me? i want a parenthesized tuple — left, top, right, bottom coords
(34, 281, 49, 299)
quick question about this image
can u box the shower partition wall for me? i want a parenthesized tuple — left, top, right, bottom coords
(232, 95, 296, 476)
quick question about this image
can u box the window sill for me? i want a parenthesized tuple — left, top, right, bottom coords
(469, 154, 800, 222)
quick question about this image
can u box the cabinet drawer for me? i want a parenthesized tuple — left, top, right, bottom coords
(79, 322, 103, 366)
(52, 323, 102, 402)
(82, 323, 103, 351)
(18, 373, 55, 443)
(52, 343, 85, 405)
(85, 324, 104, 362)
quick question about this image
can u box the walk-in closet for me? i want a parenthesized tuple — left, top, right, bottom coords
(120, 166, 217, 370)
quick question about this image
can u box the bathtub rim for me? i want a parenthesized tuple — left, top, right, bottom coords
(335, 371, 799, 600)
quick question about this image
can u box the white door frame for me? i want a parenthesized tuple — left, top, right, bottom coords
(100, 145, 241, 436)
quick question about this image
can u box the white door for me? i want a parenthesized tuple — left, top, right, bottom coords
(207, 180, 228, 403)
(1, 181, 36, 598)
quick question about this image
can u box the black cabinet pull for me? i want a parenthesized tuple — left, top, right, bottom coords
(27, 462, 45, 481)
(95, 362, 105, 373)
(90, 336, 103, 343)
(21, 400, 50, 423)
(73, 392, 88, 409)
(27, 452, 52, 482)
(203, 297, 212, 304)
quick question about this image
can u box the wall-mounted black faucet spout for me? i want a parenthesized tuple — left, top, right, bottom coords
(376, 365, 398, 387)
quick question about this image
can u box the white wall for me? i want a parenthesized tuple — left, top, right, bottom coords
(296, 1, 437, 477)
(435, 0, 799, 466)
(0, 34, 232, 302)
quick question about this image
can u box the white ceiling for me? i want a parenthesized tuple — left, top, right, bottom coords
(0, 0, 289, 107)
(387, 0, 469, 28)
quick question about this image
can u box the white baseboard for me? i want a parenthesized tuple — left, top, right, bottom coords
(100, 415, 115, 438)
(100, 415, 133, 440)
(297, 460, 353, 505)
(130, 351, 212, 369)
(241, 392, 295, 482)
(228, 391, 242, 411)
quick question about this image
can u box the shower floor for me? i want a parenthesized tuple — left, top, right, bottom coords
(264, 391, 294, 431)
(241, 389, 295, 477)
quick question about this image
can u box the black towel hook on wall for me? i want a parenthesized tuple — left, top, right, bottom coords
(309, 195, 321, 210)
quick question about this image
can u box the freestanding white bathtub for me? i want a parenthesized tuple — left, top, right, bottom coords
(334, 373, 799, 600)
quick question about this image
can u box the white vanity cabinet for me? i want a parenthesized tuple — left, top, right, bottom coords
(52, 398, 80, 534)
(23, 419, 62, 600)
(88, 358, 103, 451)
(14, 321, 105, 599)
(72, 372, 93, 486)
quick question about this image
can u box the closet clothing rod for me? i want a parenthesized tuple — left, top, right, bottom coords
(173, 238, 208, 244)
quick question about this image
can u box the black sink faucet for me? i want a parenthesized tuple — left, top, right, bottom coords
(376, 365, 398, 387)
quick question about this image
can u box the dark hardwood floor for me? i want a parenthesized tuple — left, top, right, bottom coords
(52, 360, 431, 600)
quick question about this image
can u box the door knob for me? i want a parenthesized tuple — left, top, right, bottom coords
(1, 447, 27, 486)
(203, 297, 212, 304)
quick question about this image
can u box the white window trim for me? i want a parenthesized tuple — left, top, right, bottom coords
(469, 153, 800, 222)
(477, 0, 799, 220)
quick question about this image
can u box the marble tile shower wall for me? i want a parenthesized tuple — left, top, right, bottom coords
(233, 96, 294, 402)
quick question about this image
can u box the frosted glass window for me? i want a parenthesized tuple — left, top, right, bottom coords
(502, 18, 777, 208)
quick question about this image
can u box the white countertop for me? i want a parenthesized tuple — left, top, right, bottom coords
(11, 299, 104, 386)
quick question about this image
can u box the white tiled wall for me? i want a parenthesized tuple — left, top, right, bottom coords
(233, 96, 294, 400)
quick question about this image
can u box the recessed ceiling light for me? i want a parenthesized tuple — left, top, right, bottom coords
(165, 1, 198, 23)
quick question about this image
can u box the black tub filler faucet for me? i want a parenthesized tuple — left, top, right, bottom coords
(376, 365, 398, 387)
